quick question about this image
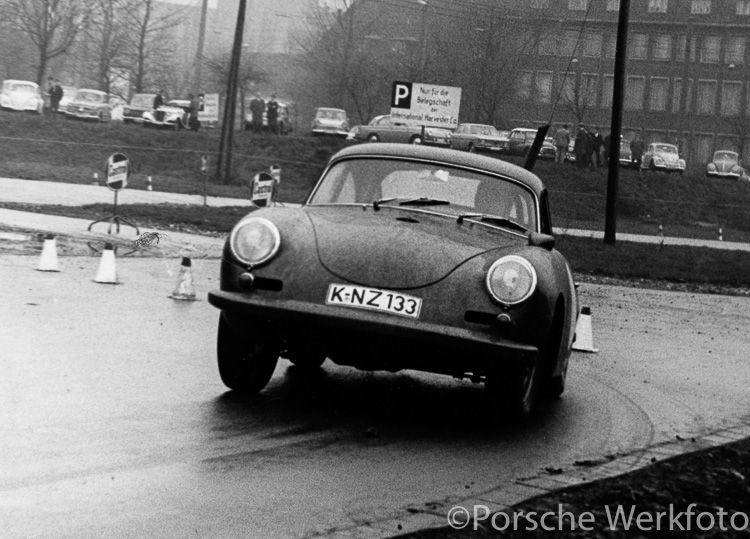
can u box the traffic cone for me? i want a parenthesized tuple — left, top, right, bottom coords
(169, 257, 197, 301)
(94, 243, 118, 284)
(572, 306, 599, 353)
(36, 234, 60, 272)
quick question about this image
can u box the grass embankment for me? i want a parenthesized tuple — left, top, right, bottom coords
(3, 110, 750, 289)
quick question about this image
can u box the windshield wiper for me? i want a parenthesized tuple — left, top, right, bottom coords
(456, 213, 527, 233)
(373, 197, 450, 210)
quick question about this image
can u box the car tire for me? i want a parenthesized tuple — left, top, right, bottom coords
(217, 315, 279, 393)
(485, 361, 542, 422)
(409, 135, 422, 145)
(367, 134, 379, 142)
(287, 351, 327, 370)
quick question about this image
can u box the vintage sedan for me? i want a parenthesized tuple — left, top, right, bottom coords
(142, 99, 190, 129)
(207, 144, 579, 419)
(122, 93, 157, 124)
(64, 89, 112, 121)
(641, 143, 686, 174)
(311, 107, 349, 137)
(347, 114, 452, 147)
(538, 137, 557, 160)
(706, 150, 746, 180)
(506, 128, 539, 157)
(0, 80, 44, 113)
(450, 124, 509, 154)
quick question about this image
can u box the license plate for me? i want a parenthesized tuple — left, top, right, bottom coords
(326, 284, 422, 319)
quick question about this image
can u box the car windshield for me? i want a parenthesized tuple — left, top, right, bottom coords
(318, 109, 346, 120)
(9, 83, 36, 93)
(309, 157, 537, 231)
(714, 151, 738, 161)
(655, 144, 677, 154)
(470, 125, 500, 136)
(131, 94, 155, 106)
(75, 91, 104, 103)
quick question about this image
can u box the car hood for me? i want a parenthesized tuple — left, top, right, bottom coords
(306, 206, 520, 289)
(712, 158, 738, 173)
(655, 152, 680, 165)
(70, 100, 106, 108)
(315, 118, 346, 127)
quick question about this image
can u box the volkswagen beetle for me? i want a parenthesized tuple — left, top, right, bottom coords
(706, 150, 746, 180)
(208, 144, 579, 419)
(641, 142, 686, 174)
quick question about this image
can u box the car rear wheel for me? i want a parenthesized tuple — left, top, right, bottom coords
(367, 133, 380, 142)
(217, 315, 279, 393)
(409, 135, 422, 145)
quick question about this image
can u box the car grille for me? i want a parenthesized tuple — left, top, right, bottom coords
(155, 111, 166, 122)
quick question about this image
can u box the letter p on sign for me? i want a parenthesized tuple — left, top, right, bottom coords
(391, 81, 412, 109)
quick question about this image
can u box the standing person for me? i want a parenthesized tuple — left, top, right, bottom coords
(266, 94, 279, 135)
(574, 124, 588, 168)
(553, 124, 570, 164)
(602, 131, 612, 166)
(591, 126, 604, 168)
(188, 93, 201, 131)
(153, 91, 164, 110)
(630, 132, 645, 172)
(249, 94, 265, 133)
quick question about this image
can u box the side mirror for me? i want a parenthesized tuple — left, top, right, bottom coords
(528, 232, 555, 251)
(250, 171, 276, 208)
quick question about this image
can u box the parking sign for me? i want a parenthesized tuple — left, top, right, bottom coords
(390, 81, 461, 129)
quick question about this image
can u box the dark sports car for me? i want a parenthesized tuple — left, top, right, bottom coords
(208, 144, 579, 419)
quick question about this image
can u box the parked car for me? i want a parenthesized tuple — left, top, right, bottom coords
(641, 143, 686, 174)
(311, 107, 349, 137)
(63, 89, 112, 121)
(618, 139, 633, 166)
(506, 128, 539, 157)
(56, 85, 77, 112)
(0, 80, 44, 113)
(122, 93, 157, 124)
(706, 150, 746, 180)
(347, 114, 452, 147)
(207, 143, 579, 420)
(142, 99, 190, 130)
(450, 123, 507, 153)
(537, 137, 557, 160)
(243, 99, 293, 134)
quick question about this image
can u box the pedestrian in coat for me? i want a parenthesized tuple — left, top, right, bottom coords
(249, 94, 265, 133)
(591, 126, 604, 168)
(266, 94, 279, 135)
(602, 132, 612, 166)
(630, 133, 645, 172)
(574, 124, 588, 168)
(553, 124, 570, 164)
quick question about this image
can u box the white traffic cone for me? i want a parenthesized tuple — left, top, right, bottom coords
(94, 243, 119, 284)
(572, 306, 599, 353)
(169, 257, 197, 301)
(36, 234, 60, 272)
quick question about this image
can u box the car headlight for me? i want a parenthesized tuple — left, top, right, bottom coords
(731, 165, 740, 173)
(707, 163, 717, 171)
(486, 255, 537, 305)
(229, 217, 280, 267)
(678, 159, 686, 168)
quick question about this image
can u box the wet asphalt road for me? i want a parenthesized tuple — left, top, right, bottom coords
(1, 255, 749, 538)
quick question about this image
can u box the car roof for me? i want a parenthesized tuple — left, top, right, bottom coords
(458, 123, 494, 128)
(512, 128, 537, 132)
(328, 143, 546, 194)
(3, 79, 38, 86)
(317, 107, 345, 112)
(76, 89, 107, 94)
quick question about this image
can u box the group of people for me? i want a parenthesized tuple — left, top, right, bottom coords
(553, 123, 646, 171)
(46, 77, 64, 113)
(249, 93, 280, 134)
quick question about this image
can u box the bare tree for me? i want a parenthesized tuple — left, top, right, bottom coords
(0, 0, 89, 84)
(83, 0, 133, 94)
(118, 0, 184, 94)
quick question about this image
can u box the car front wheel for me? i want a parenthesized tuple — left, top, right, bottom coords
(485, 360, 542, 421)
(217, 315, 279, 393)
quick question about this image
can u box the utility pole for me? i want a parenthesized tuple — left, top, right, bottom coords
(603, 0, 630, 245)
(194, 0, 209, 93)
(216, 0, 247, 184)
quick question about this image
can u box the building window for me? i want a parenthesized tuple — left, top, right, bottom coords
(691, 0, 711, 14)
(725, 37, 746, 65)
(700, 36, 721, 63)
(696, 80, 717, 114)
(536, 72, 553, 104)
(721, 81, 742, 116)
(652, 35, 672, 61)
(562, 30, 579, 57)
(629, 34, 648, 60)
(739, 1, 750, 15)
(675, 35, 687, 61)
(603, 75, 614, 108)
(648, 0, 668, 13)
(558, 72, 576, 103)
(538, 35, 556, 56)
(606, 0, 620, 10)
(625, 76, 645, 110)
(650, 78, 669, 111)
(583, 32, 602, 57)
(605, 33, 617, 58)
(569, 0, 588, 10)
(581, 73, 598, 106)
(672, 78, 682, 113)
(530, 0, 550, 7)
(517, 71, 533, 100)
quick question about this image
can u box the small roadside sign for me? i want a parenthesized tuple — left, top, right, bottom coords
(198, 93, 219, 123)
(105, 153, 129, 192)
(250, 171, 276, 208)
(390, 81, 461, 129)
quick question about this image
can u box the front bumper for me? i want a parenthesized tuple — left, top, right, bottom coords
(208, 289, 538, 375)
(312, 127, 349, 137)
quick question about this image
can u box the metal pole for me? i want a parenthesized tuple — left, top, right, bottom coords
(223, 0, 246, 184)
(194, 0, 209, 93)
(603, 0, 630, 245)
